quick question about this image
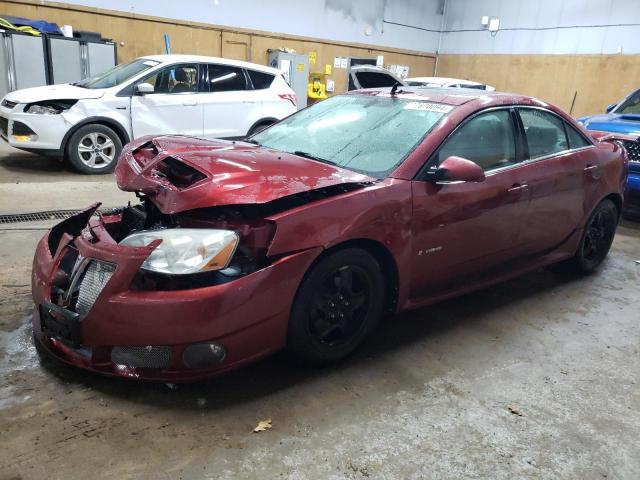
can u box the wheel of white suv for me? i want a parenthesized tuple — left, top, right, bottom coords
(66, 124, 122, 174)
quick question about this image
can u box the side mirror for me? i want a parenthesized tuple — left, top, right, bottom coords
(605, 103, 616, 113)
(136, 83, 154, 95)
(433, 156, 485, 183)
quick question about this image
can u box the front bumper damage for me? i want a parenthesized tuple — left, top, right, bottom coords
(31, 206, 320, 381)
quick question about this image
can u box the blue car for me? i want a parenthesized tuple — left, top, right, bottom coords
(578, 89, 640, 217)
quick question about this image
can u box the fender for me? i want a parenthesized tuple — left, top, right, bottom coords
(60, 116, 131, 153)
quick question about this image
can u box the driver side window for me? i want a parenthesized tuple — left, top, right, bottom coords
(141, 64, 199, 94)
(435, 109, 517, 172)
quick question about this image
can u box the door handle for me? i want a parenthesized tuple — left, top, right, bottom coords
(507, 183, 529, 193)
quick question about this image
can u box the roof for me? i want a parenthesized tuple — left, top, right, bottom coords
(140, 54, 281, 75)
(348, 86, 526, 107)
(405, 76, 484, 86)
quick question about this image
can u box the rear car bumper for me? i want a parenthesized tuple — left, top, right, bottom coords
(31, 208, 320, 381)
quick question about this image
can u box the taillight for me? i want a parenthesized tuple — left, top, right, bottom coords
(278, 93, 297, 107)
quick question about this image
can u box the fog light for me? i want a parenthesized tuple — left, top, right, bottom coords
(12, 134, 36, 142)
(182, 342, 227, 369)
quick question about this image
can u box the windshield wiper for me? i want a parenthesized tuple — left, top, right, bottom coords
(293, 150, 335, 165)
(244, 138, 260, 145)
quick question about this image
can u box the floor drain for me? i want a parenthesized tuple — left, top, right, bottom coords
(0, 209, 102, 225)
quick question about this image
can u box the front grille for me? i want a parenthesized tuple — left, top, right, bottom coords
(111, 346, 171, 369)
(1, 99, 16, 109)
(76, 260, 116, 316)
(0, 116, 7, 137)
(623, 140, 640, 162)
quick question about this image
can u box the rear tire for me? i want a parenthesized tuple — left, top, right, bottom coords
(66, 124, 122, 174)
(287, 248, 385, 366)
(568, 199, 618, 273)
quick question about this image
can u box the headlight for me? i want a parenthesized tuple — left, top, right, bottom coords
(25, 100, 77, 115)
(26, 104, 61, 115)
(120, 229, 239, 275)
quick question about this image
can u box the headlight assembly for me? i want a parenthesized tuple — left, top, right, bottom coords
(25, 99, 77, 115)
(120, 229, 240, 275)
(27, 104, 61, 115)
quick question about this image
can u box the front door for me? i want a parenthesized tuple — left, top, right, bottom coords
(130, 63, 203, 138)
(410, 108, 530, 299)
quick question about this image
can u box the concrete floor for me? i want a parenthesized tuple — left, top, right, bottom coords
(0, 148, 639, 480)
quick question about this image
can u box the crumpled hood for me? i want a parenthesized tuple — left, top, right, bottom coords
(115, 135, 376, 214)
(579, 113, 640, 136)
(4, 84, 105, 104)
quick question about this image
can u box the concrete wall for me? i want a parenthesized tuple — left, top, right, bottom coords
(439, 0, 640, 54)
(59, 0, 444, 53)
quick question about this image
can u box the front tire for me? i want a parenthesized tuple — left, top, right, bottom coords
(571, 199, 618, 273)
(66, 124, 122, 174)
(287, 248, 385, 365)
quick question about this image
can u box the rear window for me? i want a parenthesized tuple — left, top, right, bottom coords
(248, 70, 275, 89)
(354, 71, 398, 89)
(565, 123, 591, 149)
(206, 64, 247, 92)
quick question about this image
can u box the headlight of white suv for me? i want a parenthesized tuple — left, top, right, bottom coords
(27, 104, 61, 115)
(120, 229, 239, 275)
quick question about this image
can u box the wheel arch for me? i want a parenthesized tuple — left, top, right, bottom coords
(247, 117, 278, 136)
(299, 239, 400, 315)
(62, 116, 130, 154)
(602, 192, 623, 219)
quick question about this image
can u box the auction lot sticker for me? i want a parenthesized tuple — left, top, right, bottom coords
(404, 102, 454, 113)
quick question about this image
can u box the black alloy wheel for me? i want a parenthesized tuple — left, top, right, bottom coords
(288, 248, 385, 365)
(574, 199, 618, 273)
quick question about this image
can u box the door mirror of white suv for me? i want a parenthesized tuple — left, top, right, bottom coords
(136, 83, 154, 95)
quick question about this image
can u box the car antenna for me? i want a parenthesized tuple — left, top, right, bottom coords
(390, 81, 402, 96)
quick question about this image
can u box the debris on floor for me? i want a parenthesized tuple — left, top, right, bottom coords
(253, 418, 273, 433)
(507, 404, 524, 417)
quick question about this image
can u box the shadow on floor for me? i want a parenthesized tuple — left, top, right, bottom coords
(35, 265, 588, 411)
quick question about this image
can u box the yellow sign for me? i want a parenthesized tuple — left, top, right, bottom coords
(324, 64, 332, 75)
(296, 63, 305, 72)
(309, 51, 316, 64)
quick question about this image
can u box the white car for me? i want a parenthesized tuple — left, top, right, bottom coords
(0, 55, 297, 174)
(405, 76, 495, 91)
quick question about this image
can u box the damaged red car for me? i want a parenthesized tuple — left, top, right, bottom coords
(31, 88, 628, 381)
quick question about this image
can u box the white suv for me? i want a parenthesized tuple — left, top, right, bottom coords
(0, 55, 297, 174)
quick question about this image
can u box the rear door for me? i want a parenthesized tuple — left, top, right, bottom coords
(130, 63, 203, 138)
(201, 64, 257, 139)
(514, 107, 595, 253)
(410, 108, 531, 298)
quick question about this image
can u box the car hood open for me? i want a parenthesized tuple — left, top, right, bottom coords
(115, 135, 377, 214)
(4, 84, 105, 103)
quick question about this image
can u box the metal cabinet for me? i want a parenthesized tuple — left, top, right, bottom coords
(268, 50, 309, 110)
(46, 36, 116, 85)
(0, 30, 48, 99)
(0, 31, 117, 98)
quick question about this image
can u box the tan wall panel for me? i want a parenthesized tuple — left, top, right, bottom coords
(437, 54, 640, 118)
(0, 0, 435, 96)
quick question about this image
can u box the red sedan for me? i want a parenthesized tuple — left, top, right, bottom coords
(31, 88, 628, 381)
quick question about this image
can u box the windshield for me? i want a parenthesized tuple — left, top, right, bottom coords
(615, 90, 640, 114)
(73, 58, 160, 89)
(252, 94, 450, 178)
